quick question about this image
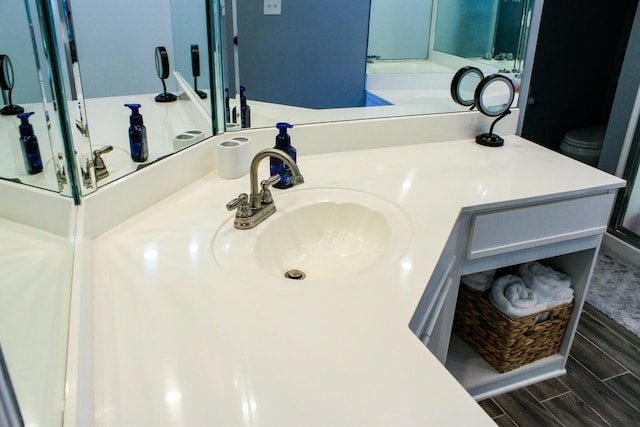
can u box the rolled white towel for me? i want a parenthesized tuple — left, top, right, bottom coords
(462, 269, 497, 293)
(489, 274, 547, 319)
(518, 262, 574, 308)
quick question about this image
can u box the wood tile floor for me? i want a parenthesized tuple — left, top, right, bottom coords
(479, 303, 640, 426)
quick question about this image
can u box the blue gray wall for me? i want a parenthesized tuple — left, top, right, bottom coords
(0, 0, 43, 104)
(72, 0, 175, 98)
(236, 0, 371, 109)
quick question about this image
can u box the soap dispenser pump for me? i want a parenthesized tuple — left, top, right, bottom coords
(17, 111, 43, 174)
(124, 103, 148, 162)
(270, 122, 296, 189)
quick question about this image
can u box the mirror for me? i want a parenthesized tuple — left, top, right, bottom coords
(0, 0, 72, 195)
(0, 55, 24, 116)
(0, 209, 75, 426)
(473, 74, 515, 147)
(450, 66, 484, 107)
(58, 0, 220, 191)
(475, 74, 515, 116)
(155, 46, 178, 103)
(1, 2, 77, 425)
(0, 343, 22, 425)
(222, 0, 533, 131)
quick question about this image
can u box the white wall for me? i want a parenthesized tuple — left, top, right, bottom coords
(367, 0, 433, 60)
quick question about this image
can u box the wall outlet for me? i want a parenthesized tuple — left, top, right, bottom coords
(263, 0, 281, 15)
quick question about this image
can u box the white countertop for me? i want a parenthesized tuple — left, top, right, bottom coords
(91, 135, 623, 426)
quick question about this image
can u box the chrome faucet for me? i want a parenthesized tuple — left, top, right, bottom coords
(226, 148, 304, 229)
(93, 145, 113, 181)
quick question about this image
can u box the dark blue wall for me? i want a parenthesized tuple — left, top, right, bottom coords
(521, 0, 638, 152)
(236, 0, 371, 109)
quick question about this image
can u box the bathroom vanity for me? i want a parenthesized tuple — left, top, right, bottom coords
(77, 113, 623, 426)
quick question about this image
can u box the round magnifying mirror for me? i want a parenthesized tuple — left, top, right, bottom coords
(0, 55, 24, 116)
(0, 55, 14, 91)
(154, 46, 177, 103)
(155, 47, 170, 80)
(473, 74, 515, 147)
(474, 74, 515, 117)
(450, 66, 484, 107)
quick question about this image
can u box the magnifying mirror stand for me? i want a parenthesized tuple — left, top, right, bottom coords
(0, 55, 23, 115)
(476, 109, 511, 147)
(1, 86, 23, 116)
(0, 99, 24, 115)
(193, 77, 207, 100)
(155, 79, 177, 103)
(154, 46, 177, 103)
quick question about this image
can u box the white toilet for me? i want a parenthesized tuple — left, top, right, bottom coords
(559, 125, 606, 167)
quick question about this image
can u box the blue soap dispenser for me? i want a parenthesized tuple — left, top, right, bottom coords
(124, 103, 148, 162)
(270, 122, 296, 189)
(17, 111, 43, 174)
(224, 88, 231, 123)
(240, 85, 251, 128)
(232, 85, 251, 128)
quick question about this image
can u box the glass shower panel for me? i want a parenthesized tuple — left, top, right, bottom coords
(610, 114, 640, 245)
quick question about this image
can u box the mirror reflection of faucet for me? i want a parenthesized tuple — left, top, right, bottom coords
(74, 101, 89, 137)
(93, 145, 113, 181)
(81, 157, 95, 189)
(56, 153, 67, 191)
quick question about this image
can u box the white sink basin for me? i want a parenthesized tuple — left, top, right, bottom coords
(212, 188, 412, 281)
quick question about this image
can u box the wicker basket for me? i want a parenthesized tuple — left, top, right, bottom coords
(453, 284, 573, 373)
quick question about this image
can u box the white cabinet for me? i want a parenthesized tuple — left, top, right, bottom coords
(411, 190, 617, 400)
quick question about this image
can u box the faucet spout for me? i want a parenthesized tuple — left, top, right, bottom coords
(249, 148, 303, 209)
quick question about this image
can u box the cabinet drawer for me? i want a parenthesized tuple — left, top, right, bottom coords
(467, 193, 614, 260)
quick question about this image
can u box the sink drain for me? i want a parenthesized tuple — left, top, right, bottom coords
(284, 269, 306, 280)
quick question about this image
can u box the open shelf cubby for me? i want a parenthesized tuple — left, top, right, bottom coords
(445, 248, 598, 400)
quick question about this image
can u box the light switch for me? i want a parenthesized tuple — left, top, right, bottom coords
(264, 0, 281, 15)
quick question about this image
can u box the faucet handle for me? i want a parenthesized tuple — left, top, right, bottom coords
(93, 145, 113, 157)
(260, 175, 281, 204)
(264, 174, 281, 187)
(226, 193, 251, 217)
(93, 145, 113, 181)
